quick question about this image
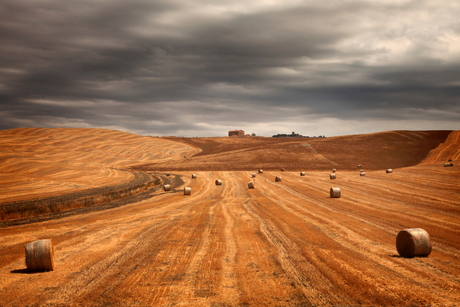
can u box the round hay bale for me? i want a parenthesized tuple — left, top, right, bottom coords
(300, 172, 305, 176)
(448, 159, 453, 162)
(451, 163, 455, 166)
(332, 169, 336, 173)
(360, 171, 366, 176)
(215, 179, 222, 186)
(330, 174, 336, 179)
(386, 169, 393, 173)
(25, 239, 54, 271)
(258, 169, 263, 174)
(163, 184, 171, 191)
(166, 172, 170, 176)
(252, 173, 256, 178)
(444, 163, 450, 167)
(396, 228, 432, 258)
(192, 174, 197, 179)
(330, 187, 341, 198)
(248, 181, 255, 189)
(184, 187, 191, 195)
(281, 168, 285, 172)
(358, 165, 362, 168)
(275, 176, 282, 182)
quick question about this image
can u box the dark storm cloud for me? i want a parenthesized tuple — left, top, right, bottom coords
(1, 0, 459, 136)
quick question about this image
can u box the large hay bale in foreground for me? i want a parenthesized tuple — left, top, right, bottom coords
(258, 169, 263, 174)
(252, 173, 256, 178)
(25, 239, 54, 271)
(163, 184, 171, 191)
(396, 228, 432, 258)
(386, 169, 393, 173)
(300, 172, 305, 176)
(330, 174, 336, 179)
(248, 181, 255, 189)
(215, 179, 222, 186)
(275, 176, 282, 182)
(192, 174, 197, 179)
(330, 187, 341, 198)
(360, 171, 366, 176)
(184, 187, 191, 195)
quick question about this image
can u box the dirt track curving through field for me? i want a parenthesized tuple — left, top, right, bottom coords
(0, 129, 459, 306)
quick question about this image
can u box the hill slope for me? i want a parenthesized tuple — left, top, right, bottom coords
(0, 128, 198, 202)
(137, 130, 452, 171)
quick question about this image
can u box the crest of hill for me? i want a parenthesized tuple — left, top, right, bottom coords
(138, 130, 453, 171)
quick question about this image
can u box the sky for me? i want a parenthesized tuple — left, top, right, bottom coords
(1, 0, 459, 137)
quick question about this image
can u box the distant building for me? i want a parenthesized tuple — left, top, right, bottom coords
(229, 130, 245, 137)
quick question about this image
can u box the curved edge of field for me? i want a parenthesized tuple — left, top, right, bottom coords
(0, 127, 199, 203)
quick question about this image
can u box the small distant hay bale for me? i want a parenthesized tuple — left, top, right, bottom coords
(330, 187, 341, 198)
(444, 163, 455, 167)
(281, 168, 285, 172)
(248, 181, 255, 189)
(448, 159, 453, 162)
(300, 172, 305, 176)
(358, 165, 362, 168)
(330, 174, 336, 179)
(275, 176, 282, 182)
(215, 179, 222, 186)
(332, 169, 336, 173)
(396, 228, 432, 258)
(258, 169, 263, 174)
(192, 174, 197, 179)
(360, 171, 366, 176)
(163, 184, 171, 191)
(184, 187, 192, 195)
(451, 163, 456, 166)
(386, 169, 393, 173)
(166, 172, 170, 176)
(26, 239, 54, 271)
(252, 173, 256, 178)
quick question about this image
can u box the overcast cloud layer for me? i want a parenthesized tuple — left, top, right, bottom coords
(1, 0, 459, 137)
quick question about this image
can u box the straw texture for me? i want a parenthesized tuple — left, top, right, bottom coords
(184, 187, 192, 195)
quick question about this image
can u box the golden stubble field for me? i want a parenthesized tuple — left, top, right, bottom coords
(0, 128, 459, 306)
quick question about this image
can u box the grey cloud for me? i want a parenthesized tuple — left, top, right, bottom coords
(0, 0, 459, 136)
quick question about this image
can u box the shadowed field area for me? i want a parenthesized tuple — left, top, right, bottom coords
(0, 128, 459, 306)
(139, 130, 452, 171)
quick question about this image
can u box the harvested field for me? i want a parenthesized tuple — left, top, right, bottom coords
(144, 130, 452, 171)
(0, 128, 459, 306)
